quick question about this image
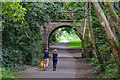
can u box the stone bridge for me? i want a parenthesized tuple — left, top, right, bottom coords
(41, 20, 83, 50)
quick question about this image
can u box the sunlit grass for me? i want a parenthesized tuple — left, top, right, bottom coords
(66, 40, 82, 48)
(1, 68, 20, 78)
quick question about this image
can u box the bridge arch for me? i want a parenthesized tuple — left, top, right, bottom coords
(48, 25, 78, 49)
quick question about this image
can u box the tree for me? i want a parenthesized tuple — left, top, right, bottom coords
(88, 2, 104, 70)
(104, 2, 120, 35)
(91, 0, 120, 74)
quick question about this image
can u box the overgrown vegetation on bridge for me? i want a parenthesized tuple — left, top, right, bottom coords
(1, 1, 120, 78)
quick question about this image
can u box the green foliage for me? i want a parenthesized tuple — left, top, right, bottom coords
(91, 56, 98, 67)
(2, 3, 68, 79)
(87, 4, 120, 78)
(1, 68, 19, 78)
(2, 2, 67, 68)
(2, 2, 28, 67)
(49, 32, 57, 42)
(67, 2, 87, 20)
(2, 2, 66, 78)
(104, 57, 118, 78)
(2, 2, 26, 22)
(49, 27, 79, 42)
(1, 2, 120, 79)
(91, 54, 119, 78)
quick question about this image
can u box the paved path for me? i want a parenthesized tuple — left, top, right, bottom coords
(20, 42, 93, 78)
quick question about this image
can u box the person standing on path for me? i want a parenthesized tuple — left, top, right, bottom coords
(52, 49, 58, 71)
(42, 48, 50, 71)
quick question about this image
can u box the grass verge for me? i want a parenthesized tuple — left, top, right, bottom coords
(66, 40, 82, 48)
(0, 67, 20, 78)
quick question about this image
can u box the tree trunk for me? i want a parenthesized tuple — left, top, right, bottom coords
(88, 2, 104, 70)
(74, 30, 82, 40)
(81, 37, 86, 57)
(104, 2, 120, 35)
(106, 11, 119, 44)
(81, 18, 86, 54)
(111, 26, 117, 38)
(81, 4, 87, 54)
(91, 1, 120, 74)
(82, 18, 86, 40)
(87, 30, 94, 58)
(74, 30, 86, 58)
(106, 13, 117, 63)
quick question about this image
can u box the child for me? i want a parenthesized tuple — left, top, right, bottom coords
(52, 49, 58, 71)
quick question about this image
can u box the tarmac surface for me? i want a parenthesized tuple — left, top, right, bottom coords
(20, 42, 93, 79)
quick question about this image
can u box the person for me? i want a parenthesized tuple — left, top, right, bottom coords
(52, 49, 58, 71)
(42, 48, 50, 71)
(68, 8, 72, 11)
